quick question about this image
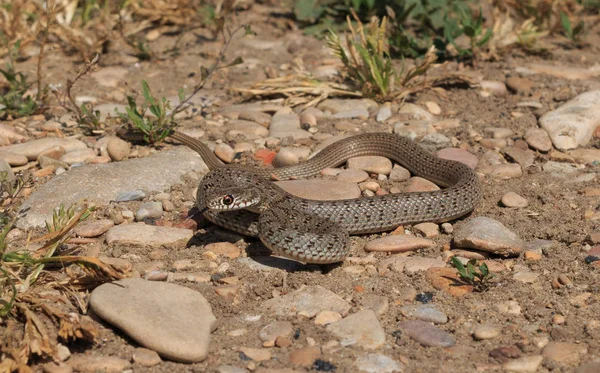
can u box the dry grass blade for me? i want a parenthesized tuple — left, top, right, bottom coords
(234, 74, 362, 108)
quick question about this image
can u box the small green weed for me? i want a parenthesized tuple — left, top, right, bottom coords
(326, 11, 436, 100)
(559, 11, 585, 44)
(445, 7, 493, 60)
(0, 38, 38, 119)
(450, 257, 495, 292)
(119, 80, 175, 144)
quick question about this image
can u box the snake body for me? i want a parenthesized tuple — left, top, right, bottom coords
(170, 131, 482, 264)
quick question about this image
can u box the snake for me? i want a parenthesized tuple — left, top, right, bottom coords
(169, 130, 482, 264)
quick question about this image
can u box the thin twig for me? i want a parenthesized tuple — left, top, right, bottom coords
(169, 24, 250, 119)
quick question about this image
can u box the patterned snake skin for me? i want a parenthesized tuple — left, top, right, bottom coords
(170, 131, 482, 264)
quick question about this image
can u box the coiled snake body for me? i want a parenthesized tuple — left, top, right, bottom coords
(170, 131, 482, 264)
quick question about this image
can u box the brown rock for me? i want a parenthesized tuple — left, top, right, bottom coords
(425, 267, 473, 296)
(289, 347, 321, 366)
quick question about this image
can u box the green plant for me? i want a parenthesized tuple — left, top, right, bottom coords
(326, 11, 437, 100)
(118, 80, 175, 144)
(559, 11, 585, 44)
(444, 7, 493, 60)
(450, 257, 495, 292)
(0, 38, 38, 119)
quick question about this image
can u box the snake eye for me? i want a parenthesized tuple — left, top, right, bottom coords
(222, 195, 234, 206)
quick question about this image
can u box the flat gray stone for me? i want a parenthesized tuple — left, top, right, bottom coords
(89, 278, 216, 363)
(453, 217, 525, 256)
(399, 304, 448, 324)
(398, 320, 455, 347)
(17, 147, 206, 228)
(262, 285, 351, 318)
(269, 113, 311, 139)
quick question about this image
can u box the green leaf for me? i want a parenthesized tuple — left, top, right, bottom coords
(225, 56, 244, 68)
(560, 11, 572, 38)
(244, 25, 256, 36)
(141, 81, 156, 106)
(177, 88, 185, 103)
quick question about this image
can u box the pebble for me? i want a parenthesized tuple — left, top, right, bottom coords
(132, 348, 162, 367)
(524, 128, 552, 152)
(115, 190, 146, 202)
(506, 76, 534, 94)
(425, 267, 473, 297)
(269, 113, 310, 139)
(394, 121, 434, 139)
(326, 310, 385, 349)
(262, 285, 351, 318)
(569, 148, 600, 164)
(16, 147, 206, 229)
(389, 164, 411, 181)
(436, 148, 479, 169)
(89, 278, 216, 363)
(413, 222, 439, 238)
(420, 133, 452, 152)
(403, 177, 440, 193)
(539, 90, 600, 150)
(318, 98, 376, 114)
(58, 148, 96, 165)
(453, 217, 525, 256)
(472, 324, 501, 340)
(501, 192, 529, 208)
(73, 219, 114, 238)
(354, 354, 404, 373)
(0, 138, 87, 161)
(376, 104, 392, 123)
(503, 146, 535, 168)
(398, 103, 436, 121)
(204, 242, 240, 259)
(0, 151, 28, 166)
(336, 169, 369, 183)
(314, 310, 343, 325)
(347, 156, 393, 175)
(214, 143, 235, 163)
(136, 202, 164, 221)
(400, 304, 448, 324)
(432, 118, 461, 130)
(487, 163, 523, 179)
(67, 355, 131, 373)
(105, 223, 193, 248)
(106, 137, 130, 161)
(289, 347, 321, 366)
(480, 80, 508, 96)
(258, 321, 294, 343)
(272, 149, 299, 167)
(215, 284, 240, 297)
(397, 320, 456, 347)
(502, 355, 543, 373)
(0, 123, 26, 144)
(365, 235, 434, 253)
(238, 111, 271, 127)
(227, 119, 269, 138)
(238, 347, 271, 362)
(300, 112, 317, 129)
(424, 101, 441, 115)
(360, 295, 389, 316)
(542, 342, 588, 365)
(276, 180, 361, 200)
(332, 108, 369, 119)
(496, 300, 522, 315)
(480, 138, 507, 150)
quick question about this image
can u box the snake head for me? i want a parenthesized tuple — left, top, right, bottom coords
(202, 188, 261, 212)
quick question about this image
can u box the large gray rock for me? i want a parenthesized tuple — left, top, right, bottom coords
(89, 278, 216, 363)
(17, 147, 207, 228)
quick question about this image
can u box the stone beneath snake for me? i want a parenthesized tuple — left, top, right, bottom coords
(169, 131, 482, 264)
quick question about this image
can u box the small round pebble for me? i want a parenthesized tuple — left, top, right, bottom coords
(214, 143, 235, 163)
(314, 310, 343, 325)
(501, 192, 529, 208)
(258, 321, 294, 343)
(472, 324, 501, 340)
(272, 148, 299, 167)
(107, 137, 131, 161)
(132, 348, 162, 367)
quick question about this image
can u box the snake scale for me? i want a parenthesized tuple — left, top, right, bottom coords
(170, 130, 482, 264)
